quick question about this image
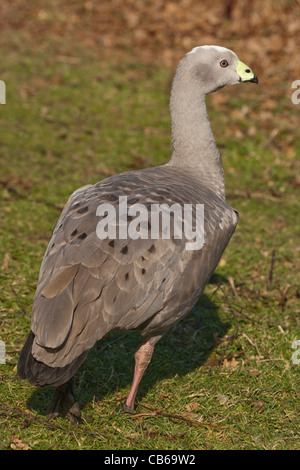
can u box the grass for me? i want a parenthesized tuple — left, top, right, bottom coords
(0, 34, 299, 450)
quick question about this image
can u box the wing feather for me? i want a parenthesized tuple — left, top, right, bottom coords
(30, 167, 238, 368)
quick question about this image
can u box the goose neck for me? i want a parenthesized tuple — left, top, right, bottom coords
(169, 85, 225, 199)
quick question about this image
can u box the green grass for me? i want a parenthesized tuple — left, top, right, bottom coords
(0, 35, 299, 450)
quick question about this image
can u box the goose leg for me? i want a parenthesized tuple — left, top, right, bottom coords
(121, 341, 154, 413)
(47, 377, 81, 424)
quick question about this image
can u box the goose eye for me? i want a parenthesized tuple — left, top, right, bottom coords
(220, 60, 229, 68)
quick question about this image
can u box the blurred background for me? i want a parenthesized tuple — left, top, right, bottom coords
(0, 0, 299, 75)
(0, 0, 299, 165)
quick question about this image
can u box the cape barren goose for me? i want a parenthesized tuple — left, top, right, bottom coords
(18, 46, 258, 421)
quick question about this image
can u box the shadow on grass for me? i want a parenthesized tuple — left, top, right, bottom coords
(26, 276, 230, 417)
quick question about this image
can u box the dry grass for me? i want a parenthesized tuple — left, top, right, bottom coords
(0, 1, 299, 450)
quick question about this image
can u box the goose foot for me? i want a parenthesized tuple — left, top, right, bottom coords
(47, 378, 81, 424)
(119, 401, 136, 413)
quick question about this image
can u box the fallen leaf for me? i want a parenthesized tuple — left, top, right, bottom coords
(221, 357, 239, 369)
(10, 437, 31, 450)
(185, 402, 199, 412)
(248, 369, 262, 376)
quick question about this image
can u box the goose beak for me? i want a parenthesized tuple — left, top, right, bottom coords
(236, 60, 258, 83)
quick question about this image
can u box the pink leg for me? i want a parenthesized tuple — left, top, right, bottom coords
(122, 341, 154, 413)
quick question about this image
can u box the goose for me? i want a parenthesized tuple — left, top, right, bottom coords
(18, 45, 258, 421)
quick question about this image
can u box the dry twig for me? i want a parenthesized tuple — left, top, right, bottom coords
(131, 405, 225, 431)
(267, 249, 276, 291)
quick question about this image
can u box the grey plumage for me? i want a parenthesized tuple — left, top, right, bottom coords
(18, 46, 257, 417)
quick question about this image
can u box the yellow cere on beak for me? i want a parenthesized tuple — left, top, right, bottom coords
(236, 60, 258, 83)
